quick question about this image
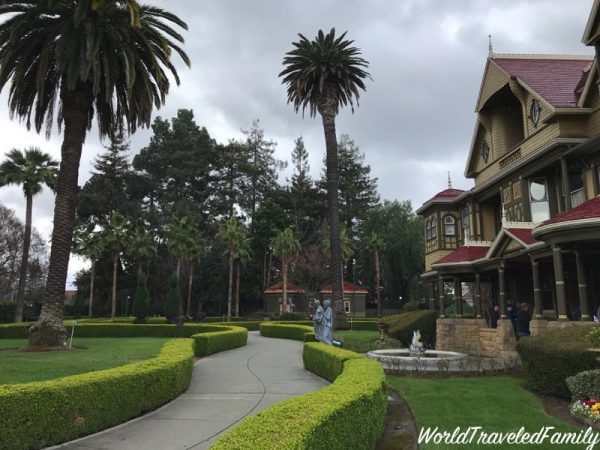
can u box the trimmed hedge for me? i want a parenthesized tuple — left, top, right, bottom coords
(0, 323, 249, 357)
(0, 339, 194, 450)
(516, 325, 600, 398)
(302, 341, 364, 382)
(567, 369, 600, 401)
(211, 342, 386, 450)
(260, 322, 315, 341)
(383, 310, 437, 346)
(267, 319, 377, 331)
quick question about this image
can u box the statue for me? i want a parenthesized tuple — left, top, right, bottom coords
(322, 299, 333, 345)
(312, 300, 324, 341)
(409, 330, 425, 354)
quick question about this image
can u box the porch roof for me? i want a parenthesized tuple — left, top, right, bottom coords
(432, 245, 490, 267)
(264, 281, 305, 294)
(320, 280, 368, 294)
(533, 196, 600, 240)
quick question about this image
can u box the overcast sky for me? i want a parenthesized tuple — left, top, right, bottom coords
(0, 0, 595, 286)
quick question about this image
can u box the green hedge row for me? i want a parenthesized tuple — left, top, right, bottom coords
(260, 322, 315, 342)
(516, 325, 600, 398)
(211, 342, 386, 450)
(383, 310, 437, 346)
(268, 319, 377, 331)
(193, 326, 248, 357)
(0, 339, 194, 450)
(302, 341, 364, 382)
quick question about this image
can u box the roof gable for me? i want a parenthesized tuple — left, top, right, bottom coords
(583, 0, 600, 45)
(475, 58, 511, 112)
(486, 226, 540, 259)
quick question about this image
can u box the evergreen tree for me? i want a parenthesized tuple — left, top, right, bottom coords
(132, 272, 150, 323)
(164, 272, 182, 323)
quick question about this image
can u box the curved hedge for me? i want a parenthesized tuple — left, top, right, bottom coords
(193, 325, 248, 356)
(382, 310, 437, 346)
(260, 322, 316, 342)
(516, 325, 600, 398)
(0, 339, 194, 450)
(211, 342, 386, 450)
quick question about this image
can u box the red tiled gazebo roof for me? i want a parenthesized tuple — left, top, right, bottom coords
(320, 281, 368, 294)
(264, 281, 305, 294)
(433, 246, 490, 266)
(431, 188, 465, 200)
(539, 196, 600, 226)
(493, 56, 592, 108)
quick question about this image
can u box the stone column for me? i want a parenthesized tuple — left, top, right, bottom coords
(454, 278, 463, 317)
(531, 258, 543, 318)
(498, 262, 506, 318)
(552, 245, 568, 320)
(474, 273, 482, 318)
(575, 250, 590, 320)
(428, 282, 435, 311)
(438, 278, 445, 318)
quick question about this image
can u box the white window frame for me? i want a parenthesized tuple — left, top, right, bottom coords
(444, 215, 456, 236)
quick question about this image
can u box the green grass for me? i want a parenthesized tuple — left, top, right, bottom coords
(387, 376, 587, 450)
(333, 330, 402, 353)
(0, 337, 169, 384)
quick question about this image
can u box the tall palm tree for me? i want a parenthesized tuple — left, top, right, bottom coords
(217, 217, 248, 321)
(233, 239, 251, 317)
(166, 216, 199, 279)
(129, 227, 157, 276)
(183, 239, 205, 318)
(72, 227, 105, 317)
(322, 224, 354, 301)
(100, 213, 131, 318)
(0, 148, 58, 322)
(280, 28, 370, 329)
(272, 228, 301, 314)
(0, 1, 189, 346)
(368, 232, 384, 318)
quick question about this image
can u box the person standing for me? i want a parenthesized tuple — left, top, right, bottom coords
(516, 303, 532, 338)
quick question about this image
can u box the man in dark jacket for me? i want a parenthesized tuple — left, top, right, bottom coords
(516, 303, 531, 338)
(487, 305, 500, 329)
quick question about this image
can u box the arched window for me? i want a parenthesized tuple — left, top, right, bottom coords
(425, 220, 432, 240)
(444, 215, 456, 236)
(431, 217, 437, 238)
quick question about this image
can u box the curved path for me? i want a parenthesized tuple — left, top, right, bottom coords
(54, 332, 327, 450)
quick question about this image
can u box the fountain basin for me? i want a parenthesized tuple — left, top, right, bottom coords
(367, 348, 468, 372)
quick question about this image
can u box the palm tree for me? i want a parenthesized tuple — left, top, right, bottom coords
(100, 213, 131, 318)
(280, 29, 370, 329)
(272, 228, 301, 314)
(233, 239, 251, 317)
(0, 148, 58, 322)
(72, 227, 105, 317)
(368, 232, 384, 318)
(183, 240, 205, 318)
(322, 224, 354, 300)
(0, 1, 190, 346)
(166, 216, 199, 279)
(217, 217, 248, 321)
(129, 227, 157, 276)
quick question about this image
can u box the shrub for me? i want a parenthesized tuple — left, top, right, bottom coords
(276, 312, 307, 321)
(192, 325, 248, 356)
(260, 322, 313, 341)
(302, 341, 364, 382)
(383, 310, 437, 346)
(403, 300, 419, 312)
(567, 369, 600, 401)
(516, 325, 600, 398)
(163, 272, 181, 322)
(212, 342, 386, 450)
(131, 273, 150, 322)
(587, 327, 600, 347)
(0, 301, 14, 323)
(0, 339, 194, 450)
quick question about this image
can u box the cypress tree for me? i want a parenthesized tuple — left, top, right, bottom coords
(164, 272, 181, 323)
(132, 272, 150, 323)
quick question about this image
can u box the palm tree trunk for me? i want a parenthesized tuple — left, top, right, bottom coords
(111, 253, 118, 318)
(227, 248, 234, 321)
(14, 194, 33, 322)
(186, 263, 194, 317)
(235, 260, 240, 317)
(176, 258, 181, 279)
(282, 259, 288, 314)
(318, 91, 347, 330)
(375, 250, 382, 318)
(88, 260, 95, 317)
(28, 86, 90, 348)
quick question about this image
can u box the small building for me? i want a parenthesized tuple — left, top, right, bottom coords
(320, 281, 368, 317)
(263, 281, 307, 315)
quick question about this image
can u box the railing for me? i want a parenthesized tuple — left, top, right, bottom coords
(570, 188, 586, 208)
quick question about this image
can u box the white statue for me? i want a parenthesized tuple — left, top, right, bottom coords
(312, 299, 324, 341)
(322, 299, 333, 345)
(410, 330, 425, 353)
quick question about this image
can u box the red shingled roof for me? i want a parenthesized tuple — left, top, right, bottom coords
(431, 188, 465, 200)
(434, 246, 489, 265)
(320, 281, 368, 294)
(506, 228, 538, 246)
(539, 196, 600, 226)
(264, 281, 305, 293)
(493, 57, 592, 108)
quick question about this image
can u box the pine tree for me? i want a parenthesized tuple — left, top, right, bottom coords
(164, 272, 182, 323)
(132, 272, 150, 323)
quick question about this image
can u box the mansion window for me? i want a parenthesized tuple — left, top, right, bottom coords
(568, 163, 585, 208)
(461, 207, 470, 240)
(529, 178, 550, 222)
(426, 220, 432, 240)
(431, 217, 437, 238)
(444, 215, 456, 236)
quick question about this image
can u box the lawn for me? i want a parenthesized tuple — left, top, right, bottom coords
(334, 330, 402, 353)
(0, 337, 170, 384)
(388, 376, 589, 450)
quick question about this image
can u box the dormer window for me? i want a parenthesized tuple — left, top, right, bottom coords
(431, 217, 437, 238)
(444, 215, 456, 236)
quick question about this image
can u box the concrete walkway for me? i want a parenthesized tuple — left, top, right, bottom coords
(53, 332, 327, 450)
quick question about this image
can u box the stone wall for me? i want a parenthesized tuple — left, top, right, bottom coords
(436, 318, 518, 358)
(530, 319, 596, 336)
